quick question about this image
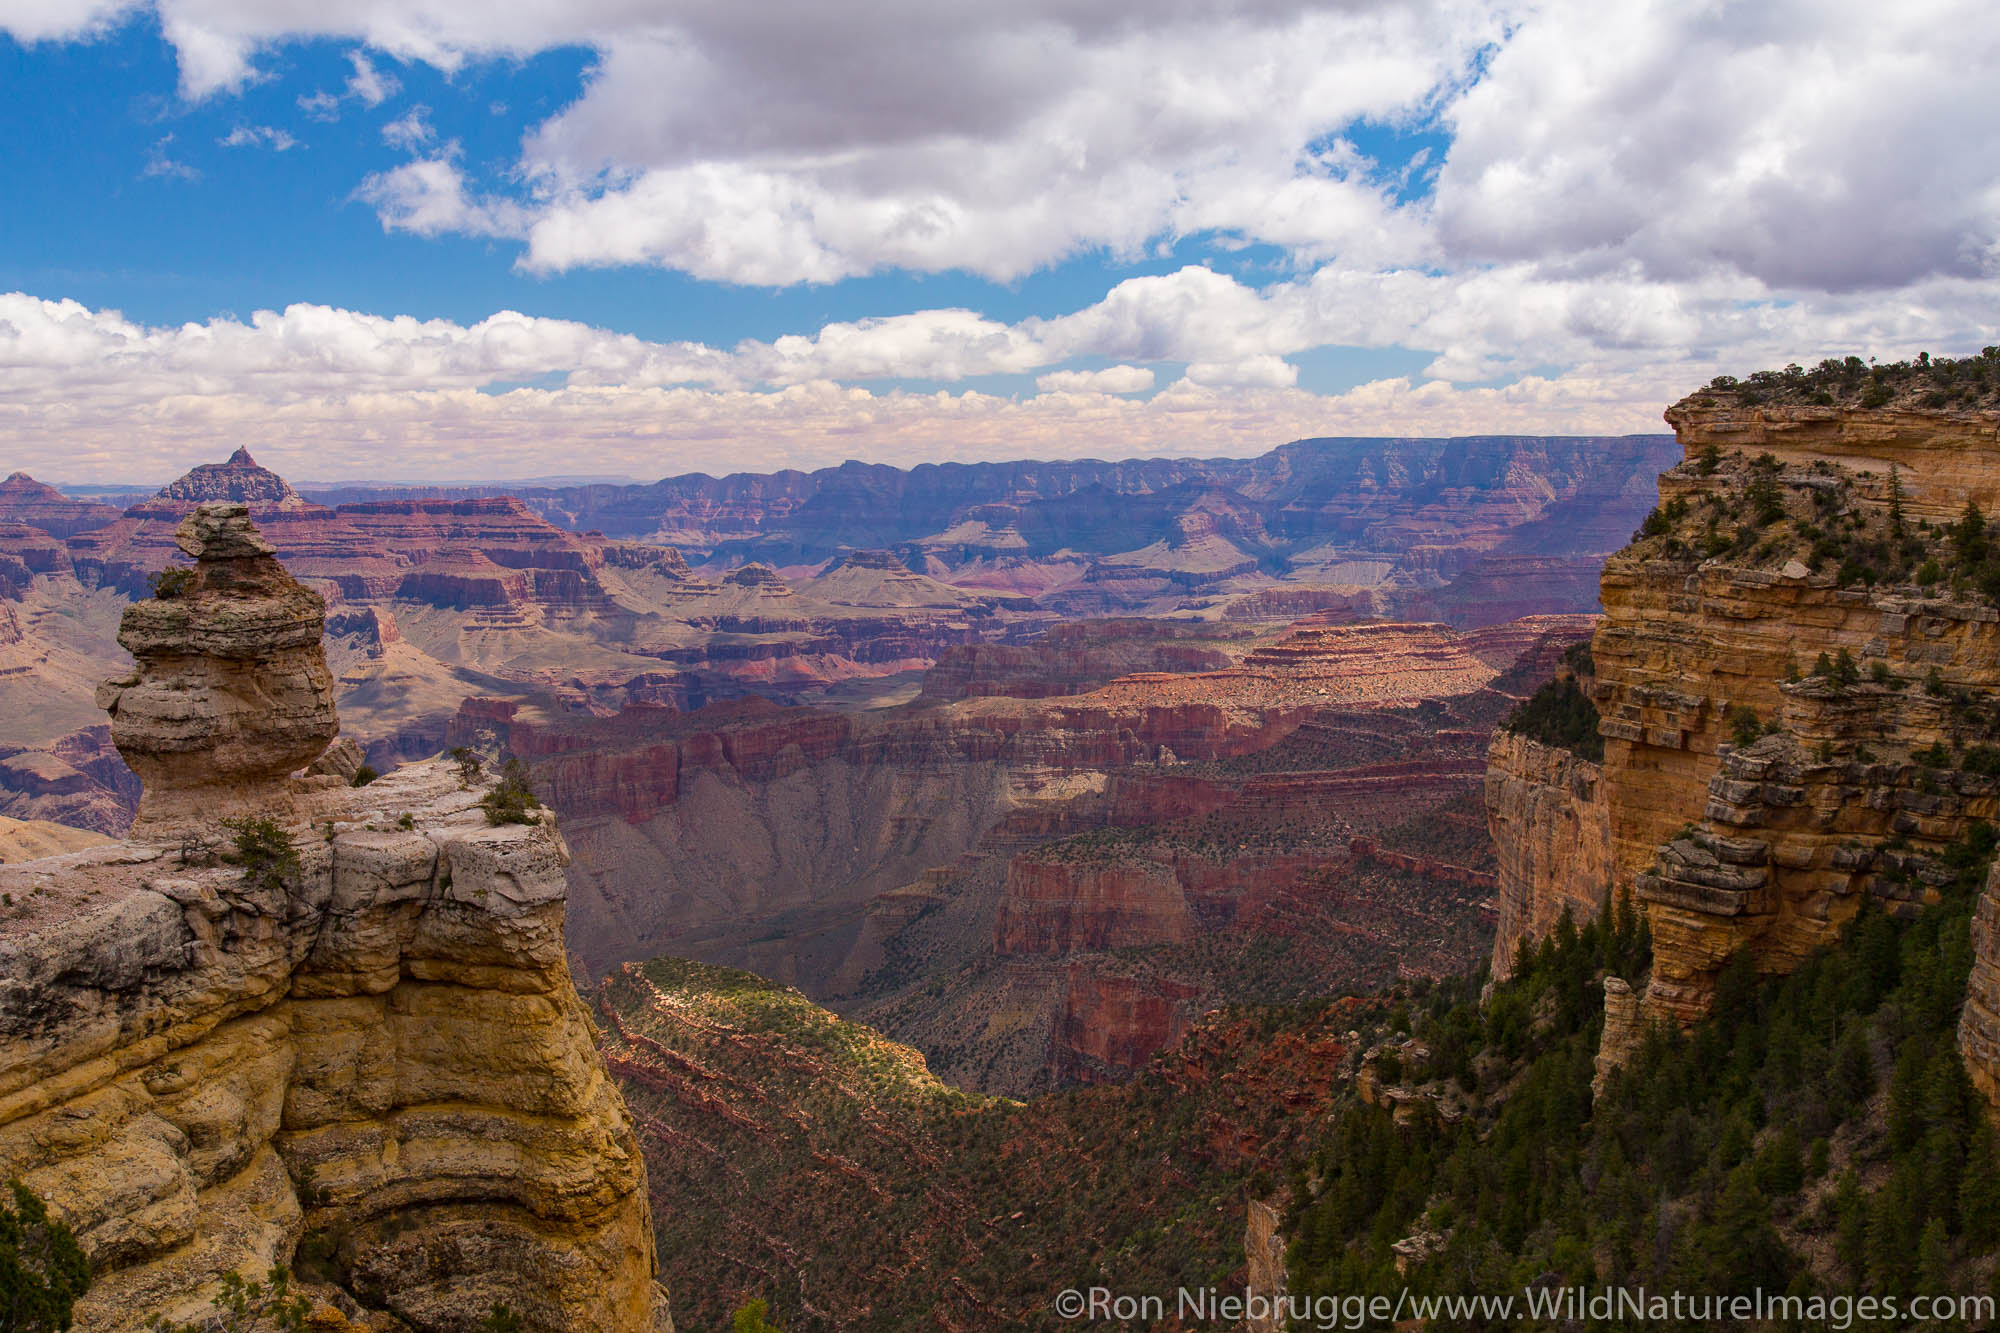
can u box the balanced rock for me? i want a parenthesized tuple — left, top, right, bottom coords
(96, 502, 338, 831)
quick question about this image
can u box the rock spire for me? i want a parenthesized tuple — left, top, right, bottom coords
(96, 501, 338, 832)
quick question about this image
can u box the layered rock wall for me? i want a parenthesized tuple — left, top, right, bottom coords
(0, 765, 665, 1331)
(1503, 396, 2000, 1106)
(1484, 731, 1610, 978)
(0, 507, 666, 1331)
(1589, 407, 2000, 1025)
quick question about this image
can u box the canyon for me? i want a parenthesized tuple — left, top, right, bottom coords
(0, 432, 1669, 766)
(475, 612, 1587, 1094)
(0, 505, 667, 1331)
(593, 361, 2000, 1328)
(0, 436, 1669, 1097)
(593, 951, 1366, 1332)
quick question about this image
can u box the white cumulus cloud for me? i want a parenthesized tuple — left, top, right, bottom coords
(1034, 366, 1156, 395)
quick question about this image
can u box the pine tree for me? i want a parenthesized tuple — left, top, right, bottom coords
(1834, 1170, 1868, 1287)
(1960, 1125, 2000, 1246)
(0, 1181, 89, 1333)
(1704, 1165, 1792, 1293)
(1915, 1218, 1954, 1313)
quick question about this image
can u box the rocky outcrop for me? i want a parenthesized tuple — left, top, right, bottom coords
(1960, 864, 2000, 1111)
(0, 508, 667, 1331)
(1593, 975, 1643, 1098)
(1470, 394, 2000, 1069)
(1051, 964, 1200, 1084)
(996, 858, 1198, 954)
(95, 504, 339, 835)
(1484, 731, 1610, 978)
(1244, 1199, 1290, 1333)
(1592, 407, 2000, 1024)
(0, 762, 667, 1332)
(1658, 400, 2000, 521)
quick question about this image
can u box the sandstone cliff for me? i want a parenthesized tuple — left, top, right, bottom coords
(1483, 729, 1609, 979)
(0, 505, 666, 1332)
(1595, 401, 2000, 1025)
(1478, 377, 2000, 1115)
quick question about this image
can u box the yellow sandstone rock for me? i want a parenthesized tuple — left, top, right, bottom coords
(1493, 394, 2000, 1108)
(1483, 730, 1610, 979)
(0, 506, 668, 1331)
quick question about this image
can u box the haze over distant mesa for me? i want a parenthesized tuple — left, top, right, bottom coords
(3, 0, 1997, 481)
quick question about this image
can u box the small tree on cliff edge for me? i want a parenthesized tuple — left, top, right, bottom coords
(0, 1181, 89, 1333)
(480, 760, 542, 826)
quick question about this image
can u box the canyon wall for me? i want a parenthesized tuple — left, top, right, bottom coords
(1474, 390, 2000, 1113)
(1592, 404, 2000, 1025)
(0, 506, 666, 1331)
(1483, 730, 1609, 979)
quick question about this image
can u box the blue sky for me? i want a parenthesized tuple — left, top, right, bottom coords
(1, 1, 1996, 483)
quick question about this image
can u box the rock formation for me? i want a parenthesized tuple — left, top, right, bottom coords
(96, 503, 339, 835)
(1961, 863, 2000, 1110)
(1479, 381, 2000, 1109)
(1595, 402, 2000, 1025)
(1483, 730, 1610, 978)
(127, 448, 310, 515)
(0, 508, 667, 1331)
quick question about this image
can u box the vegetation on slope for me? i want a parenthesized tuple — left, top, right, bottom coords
(598, 958, 1375, 1331)
(1633, 445, 2000, 613)
(1286, 824, 2000, 1324)
(1501, 641, 1602, 762)
(0, 1181, 88, 1333)
(1689, 349, 2000, 411)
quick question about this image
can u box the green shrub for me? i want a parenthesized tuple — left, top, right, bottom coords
(0, 1180, 89, 1333)
(147, 566, 193, 600)
(480, 760, 542, 826)
(732, 1299, 784, 1333)
(218, 816, 300, 893)
(1962, 746, 2000, 777)
(349, 764, 379, 787)
(1501, 675, 1603, 762)
(145, 1267, 309, 1333)
(1725, 704, 1762, 748)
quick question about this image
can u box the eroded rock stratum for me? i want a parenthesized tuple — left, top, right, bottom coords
(1482, 386, 2000, 1112)
(0, 504, 667, 1331)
